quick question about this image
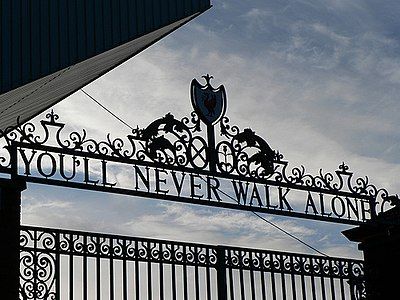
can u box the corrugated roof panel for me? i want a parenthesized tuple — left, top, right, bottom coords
(0, 13, 205, 133)
(0, 0, 211, 134)
(0, 0, 210, 94)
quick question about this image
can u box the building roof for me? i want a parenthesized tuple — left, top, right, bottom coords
(0, 0, 210, 135)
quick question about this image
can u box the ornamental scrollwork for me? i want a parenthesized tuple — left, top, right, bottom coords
(133, 112, 208, 169)
(1, 111, 393, 199)
(1, 76, 397, 217)
(0, 109, 207, 170)
(225, 247, 364, 280)
(217, 125, 277, 178)
(20, 251, 56, 300)
(20, 226, 218, 268)
(349, 278, 367, 300)
(20, 226, 364, 300)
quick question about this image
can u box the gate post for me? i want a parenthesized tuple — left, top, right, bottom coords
(216, 246, 227, 300)
(0, 178, 26, 300)
(343, 206, 400, 300)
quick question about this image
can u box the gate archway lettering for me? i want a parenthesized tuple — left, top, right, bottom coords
(0, 76, 396, 226)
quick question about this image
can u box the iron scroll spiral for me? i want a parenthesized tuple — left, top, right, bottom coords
(0, 107, 397, 217)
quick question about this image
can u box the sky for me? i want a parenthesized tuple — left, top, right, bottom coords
(12, 0, 400, 260)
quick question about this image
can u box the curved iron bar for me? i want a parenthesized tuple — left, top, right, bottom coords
(0, 110, 397, 217)
(19, 225, 365, 300)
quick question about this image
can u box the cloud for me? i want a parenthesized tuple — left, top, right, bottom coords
(21, 181, 359, 258)
(241, 8, 271, 32)
(124, 203, 318, 251)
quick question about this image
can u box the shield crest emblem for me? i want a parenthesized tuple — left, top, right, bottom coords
(191, 75, 227, 126)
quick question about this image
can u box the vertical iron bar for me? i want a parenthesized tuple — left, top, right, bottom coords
(250, 269, 256, 300)
(159, 243, 164, 300)
(349, 262, 356, 300)
(339, 277, 346, 300)
(249, 251, 256, 300)
(56, 232, 60, 300)
(183, 246, 188, 300)
(216, 246, 227, 300)
(349, 277, 356, 300)
(171, 264, 177, 300)
(207, 124, 217, 172)
(271, 270, 277, 300)
(122, 240, 127, 300)
(34, 230, 38, 300)
(135, 241, 140, 300)
(369, 196, 377, 219)
(329, 260, 336, 300)
(300, 257, 306, 300)
(110, 238, 114, 300)
(320, 258, 326, 300)
(310, 257, 316, 300)
(281, 273, 287, 300)
(290, 256, 297, 300)
(147, 242, 152, 300)
(280, 255, 287, 300)
(83, 235, 88, 300)
(228, 250, 235, 300)
(96, 237, 101, 300)
(159, 264, 164, 300)
(239, 251, 245, 300)
(271, 254, 277, 300)
(171, 244, 177, 300)
(195, 247, 200, 300)
(260, 270, 266, 300)
(206, 249, 212, 300)
(70, 234, 74, 300)
(340, 261, 346, 300)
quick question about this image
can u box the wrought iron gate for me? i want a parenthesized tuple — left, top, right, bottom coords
(1, 75, 385, 299)
(20, 226, 365, 300)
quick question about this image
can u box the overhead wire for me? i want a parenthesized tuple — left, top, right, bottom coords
(202, 180, 330, 257)
(80, 89, 135, 131)
(81, 88, 330, 257)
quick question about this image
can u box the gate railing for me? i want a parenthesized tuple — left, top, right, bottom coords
(20, 226, 365, 300)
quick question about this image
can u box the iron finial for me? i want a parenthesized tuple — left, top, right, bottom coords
(46, 109, 59, 124)
(338, 162, 349, 172)
(202, 74, 214, 86)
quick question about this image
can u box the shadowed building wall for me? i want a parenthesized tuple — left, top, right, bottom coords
(0, 0, 210, 133)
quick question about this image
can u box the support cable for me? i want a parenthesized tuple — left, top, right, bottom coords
(80, 89, 135, 131)
(81, 88, 330, 257)
(203, 181, 330, 257)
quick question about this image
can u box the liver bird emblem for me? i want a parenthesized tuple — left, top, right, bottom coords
(190, 74, 227, 125)
(203, 94, 217, 116)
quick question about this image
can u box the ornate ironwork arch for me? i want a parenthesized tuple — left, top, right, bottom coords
(0, 76, 397, 225)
